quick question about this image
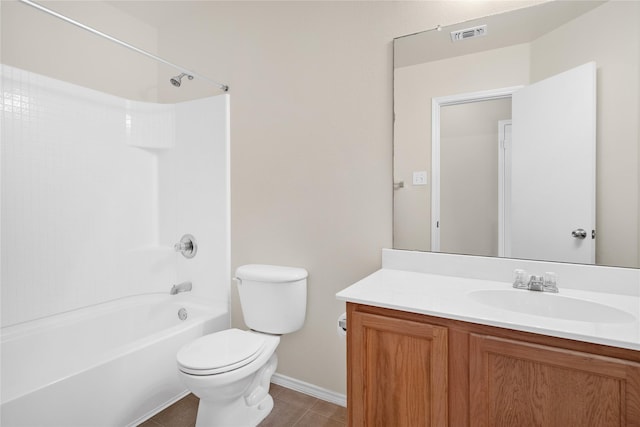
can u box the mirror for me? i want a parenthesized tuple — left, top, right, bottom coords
(393, 0, 640, 268)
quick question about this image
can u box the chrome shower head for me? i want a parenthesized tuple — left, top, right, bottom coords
(170, 73, 193, 87)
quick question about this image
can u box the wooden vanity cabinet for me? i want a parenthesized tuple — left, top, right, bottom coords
(348, 307, 448, 426)
(347, 303, 640, 427)
(469, 334, 640, 427)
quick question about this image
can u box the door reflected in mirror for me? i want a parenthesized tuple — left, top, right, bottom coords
(393, 0, 640, 268)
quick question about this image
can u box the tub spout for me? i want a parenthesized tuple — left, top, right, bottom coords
(170, 281, 192, 295)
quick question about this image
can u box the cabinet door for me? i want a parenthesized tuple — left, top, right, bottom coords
(348, 309, 448, 426)
(470, 334, 640, 427)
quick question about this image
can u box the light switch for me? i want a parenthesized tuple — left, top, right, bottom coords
(413, 171, 428, 186)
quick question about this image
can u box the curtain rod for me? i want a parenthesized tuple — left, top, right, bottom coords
(18, 0, 229, 92)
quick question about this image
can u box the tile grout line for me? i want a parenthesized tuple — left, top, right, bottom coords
(291, 395, 322, 426)
(292, 402, 345, 426)
(291, 405, 314, 427)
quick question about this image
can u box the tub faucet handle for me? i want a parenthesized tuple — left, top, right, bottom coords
(174, 241, 190, 251)
(174, 234, 197, 259)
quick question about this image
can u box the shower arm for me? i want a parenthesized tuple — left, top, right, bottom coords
(18, 0, 229, 92)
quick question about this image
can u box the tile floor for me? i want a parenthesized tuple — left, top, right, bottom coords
(139, 383, 346, 427)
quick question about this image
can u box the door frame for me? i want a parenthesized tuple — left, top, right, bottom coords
(431, 86, 523, 252)
(498, 119, 512, 258)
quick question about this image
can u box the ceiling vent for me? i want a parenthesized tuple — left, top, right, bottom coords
(450, 24, 487, 42)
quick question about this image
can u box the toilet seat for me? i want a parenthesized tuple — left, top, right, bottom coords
(177, 329, 267, 376)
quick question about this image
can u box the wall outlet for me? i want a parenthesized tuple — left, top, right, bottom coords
(413, 171, 428, 186)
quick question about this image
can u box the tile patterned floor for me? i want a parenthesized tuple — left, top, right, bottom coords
(139, 383, 346, 427)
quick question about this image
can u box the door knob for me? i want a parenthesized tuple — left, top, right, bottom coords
(571, 228, 587, 239)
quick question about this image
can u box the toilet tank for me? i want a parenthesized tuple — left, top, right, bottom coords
(235, 264, 308, 334)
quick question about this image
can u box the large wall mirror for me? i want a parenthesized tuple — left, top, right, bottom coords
(393, 0, 640, 268)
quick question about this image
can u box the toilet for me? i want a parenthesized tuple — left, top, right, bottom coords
(176, 264, 308, 427)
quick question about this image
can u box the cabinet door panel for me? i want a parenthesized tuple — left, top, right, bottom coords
(470, 334, 640, 427)
(348, 310, 448, 426)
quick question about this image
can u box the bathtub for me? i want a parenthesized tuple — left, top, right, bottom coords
(0, 293, 228, 427)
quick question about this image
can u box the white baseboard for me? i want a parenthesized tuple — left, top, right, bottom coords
(271, 373, 347, 408)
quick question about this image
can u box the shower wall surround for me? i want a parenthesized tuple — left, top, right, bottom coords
(1, 65, 230, 327)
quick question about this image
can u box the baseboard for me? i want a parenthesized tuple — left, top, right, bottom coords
(271, 373, 347, 408)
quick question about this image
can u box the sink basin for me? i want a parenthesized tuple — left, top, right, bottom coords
(468, 290, 636, 323)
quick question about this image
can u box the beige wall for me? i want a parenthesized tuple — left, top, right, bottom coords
(1, 0, 548, 396)
(529, 0, 640, 267)
(149, 1, 539, 395)
(1, 0, 159, 101)
(394, 44, 530, 252)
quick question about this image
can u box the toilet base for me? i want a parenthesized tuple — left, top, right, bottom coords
(195, 393, 273, 427)
(193, 353, 278, 427)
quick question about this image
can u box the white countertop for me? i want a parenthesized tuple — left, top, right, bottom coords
(336, 268, 640, 351)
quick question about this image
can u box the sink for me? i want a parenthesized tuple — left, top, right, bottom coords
(468, 290, 636, 323)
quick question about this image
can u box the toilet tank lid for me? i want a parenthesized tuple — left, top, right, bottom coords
(235, 264, 308, 282)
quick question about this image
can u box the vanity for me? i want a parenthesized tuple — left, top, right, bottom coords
(360, 0, 640, 424)
(346, 0, 640, 424)
(336, 250, 640, 426)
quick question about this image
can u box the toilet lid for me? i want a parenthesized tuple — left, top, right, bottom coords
(177, 329, 266, 375)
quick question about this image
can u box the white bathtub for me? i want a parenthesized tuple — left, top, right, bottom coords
(1, 293, 228, 427)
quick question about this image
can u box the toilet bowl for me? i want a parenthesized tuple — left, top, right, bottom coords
(177, 329, 280, 427)
(176, 264, 307, 427)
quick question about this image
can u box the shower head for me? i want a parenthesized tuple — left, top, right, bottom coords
(170, 73, 194, 87)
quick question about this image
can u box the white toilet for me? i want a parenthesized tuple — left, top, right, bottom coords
(176, 264, 308, 427)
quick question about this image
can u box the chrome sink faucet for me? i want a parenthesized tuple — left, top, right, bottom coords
(170, 281, 192, 295)
(512, 270, 558, 293)
(528, 275, 545, 292)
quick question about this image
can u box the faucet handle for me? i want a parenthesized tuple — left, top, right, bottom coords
(174, 241, 192, 252)
(543, 272, 559, 293)
(174, 234, 197, 259)
(512, 269, 529, 289)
